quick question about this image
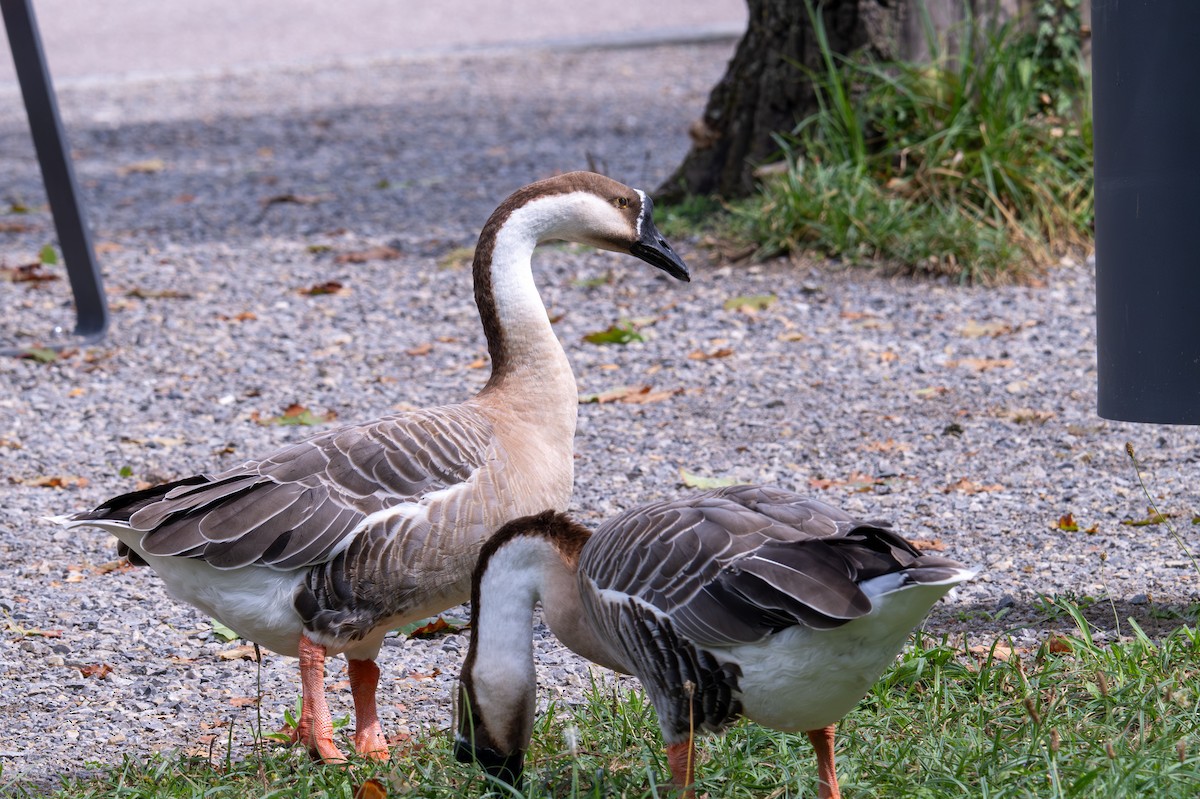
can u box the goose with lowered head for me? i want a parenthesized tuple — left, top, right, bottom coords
(53, 171, 689, 762)
(455, 484, 975, 797)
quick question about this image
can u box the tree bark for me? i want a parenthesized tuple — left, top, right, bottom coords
(658, 0, 1044, 202)
(657, 0, 905, 202)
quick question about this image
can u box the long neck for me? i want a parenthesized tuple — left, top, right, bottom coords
(471, 200, 577, 436)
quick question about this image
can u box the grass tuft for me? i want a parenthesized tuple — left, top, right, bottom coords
(726, 1, 1093, 283)
(11, 611, 1200, 797)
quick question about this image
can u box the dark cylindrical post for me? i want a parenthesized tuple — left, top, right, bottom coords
(2, 0, 108, 342)
(1093, 1, 1200, 423)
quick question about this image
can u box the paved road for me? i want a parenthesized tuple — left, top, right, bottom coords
(1, 0, 746, 86)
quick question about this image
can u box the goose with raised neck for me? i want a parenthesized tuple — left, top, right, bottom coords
(53, 171, 689, 763)
(455, 485, 975, 798)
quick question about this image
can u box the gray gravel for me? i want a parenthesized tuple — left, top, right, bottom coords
(2, 39, 1198, 791)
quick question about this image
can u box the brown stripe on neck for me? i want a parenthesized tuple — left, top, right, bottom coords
(472, 172, 632, 392)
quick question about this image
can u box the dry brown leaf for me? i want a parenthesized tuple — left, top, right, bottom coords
(943, 478, 1005, 494)
(946, 358, 1015, 372)
(465, 357, 488, 369)
(354, 778, 389, 799)
(299, 280, 344, 296)
(1045, 634, 1073, 655)
(78, 663, 113, 679)
(960, 320, 1014, 338)
(406, 668, 442, 681)
(580, 385, 682, 405)
(219, 645, 260, 662)
(911, 538, 948, 552)
(217, 311, 257, 323)
(687, 347, 734, 361)
(19, 475, 89, 489)
(335, 245, 400, 264)
(406, 342, 433, 357)
(261, 193, 328, 208)
(119, 158, 166, 175)
(777, 331, 807, 342)
(969, 644, 1022, 662)
(1, 263, 58, 283)
(861, 439, 911, 453)
(406, 617, 454, 639)
(228, 696, 259, 707)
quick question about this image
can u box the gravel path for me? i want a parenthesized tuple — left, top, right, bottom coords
(2, 39, 1198, 791)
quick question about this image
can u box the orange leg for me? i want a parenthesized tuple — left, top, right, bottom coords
(806, 725, 842, 799)
(296, 635, 347, 763)
(666, 738, 696, 799)
(348, 658, 389, 759)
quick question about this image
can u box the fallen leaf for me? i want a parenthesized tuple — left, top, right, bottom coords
(354, 779, 389, 799)
(943, 478, 1005, 494)
(335, 245, 400, 264)
(436, 246, 474, 270)
(465, 357, 488, 369)
(777, 331, 807, 342)
(127, 287, 192, 300)
(960, 320, 1014, 338)
(0, 221, 35, 233)
(262, 403, 337, 427)
(405, 342, 433, 357)
(861, 439, 911, 454)
(19, 347, 58, 363)
(678, 468, 739, 489)
(724, 293, 776, 312)
(1054, 513, 1079, 532)
(261, 193, 328, 208)
(405, 668, 442, 681)
(999, 408, 1055, 424)
(583, 322, 644, 346)
(579, 385, 681, 405)
(1045, 634, 1072, 655)
(219, 645, 260, 662)
(946, 358, 1015, 372)
(217, 311, 257, 323)
(210, 619, 240, 642)
(78, 663, 113, 679)
(1, 263, 58, 283)
(404, 617, 461, 639)
(94, 241, 123, 254)
(1121, 510, 1172, 527)
(228, 696, 260, 707)
(299, 280, 344, 296)
(119, 158, 166, 175)
(808, 472, 885, 492)
(910, 538, 947, 552)
(969, 644, 1022, 662)
(18, 475, 89, 489)
(915, 386, 950, 398)
(687, 347, 734, 361)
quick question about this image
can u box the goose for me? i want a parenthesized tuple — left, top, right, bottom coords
(454, 484, 976, 798)
(53, 171, 690, 763)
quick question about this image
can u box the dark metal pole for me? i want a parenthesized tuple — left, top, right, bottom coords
(2, 0, 108, 344)
(1093, 1, 1200, 423)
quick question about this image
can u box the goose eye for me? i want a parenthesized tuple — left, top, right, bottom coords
(613, 197, 629, 209)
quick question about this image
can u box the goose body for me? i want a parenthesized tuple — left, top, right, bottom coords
(455, 485, 975, 797)
(55, 172, 689, 762)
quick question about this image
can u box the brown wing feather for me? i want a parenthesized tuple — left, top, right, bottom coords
(580, 485, 945, 647)
(75, 405, 496, 571)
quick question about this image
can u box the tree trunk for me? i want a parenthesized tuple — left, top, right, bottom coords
(657, 0, 1041, 201)
(657, 0, 904, 201)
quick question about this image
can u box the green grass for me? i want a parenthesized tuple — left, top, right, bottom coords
(715, 2, 1093, 283)
(11, 610, 1199, 798)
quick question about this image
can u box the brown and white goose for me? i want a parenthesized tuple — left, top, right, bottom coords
(53, 171, 689, 763)
(455, 485, 975, 798)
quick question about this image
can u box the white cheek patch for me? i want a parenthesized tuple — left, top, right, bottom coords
(634, 189, 648, 238)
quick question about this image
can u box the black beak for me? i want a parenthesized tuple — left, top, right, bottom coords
(455, 738, 525, 787)
(630, 196, 690, 282)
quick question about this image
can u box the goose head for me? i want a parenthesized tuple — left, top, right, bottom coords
(496, 171, 690, 282)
